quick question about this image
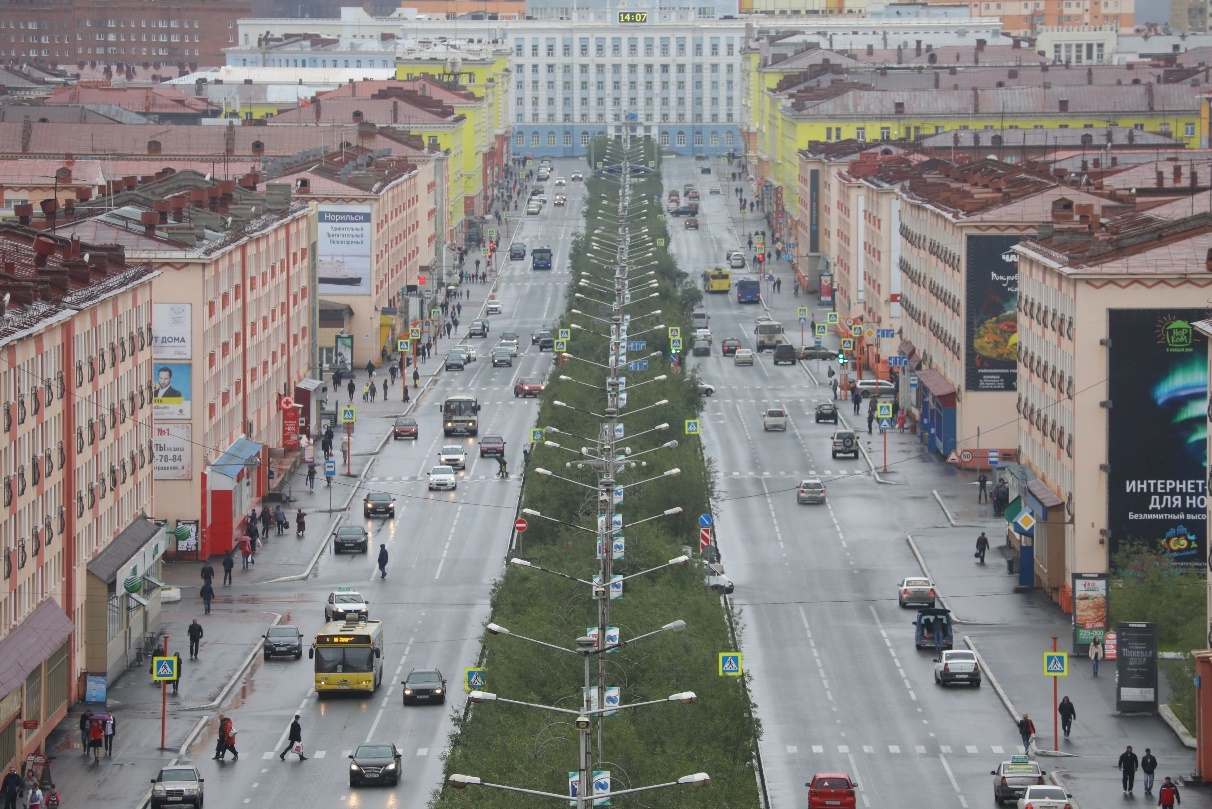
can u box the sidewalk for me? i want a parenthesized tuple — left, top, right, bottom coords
(42, 276, 505, 809)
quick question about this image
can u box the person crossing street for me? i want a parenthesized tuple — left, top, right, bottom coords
(279, 714, 307, 761)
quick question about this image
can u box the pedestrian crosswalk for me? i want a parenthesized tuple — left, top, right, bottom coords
(783, 743, 1015, 756)
(259, 748, 428, 759)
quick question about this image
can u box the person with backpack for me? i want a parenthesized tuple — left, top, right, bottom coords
(1017, 714, 1035, 755)
(1158, 776, 1181, 807)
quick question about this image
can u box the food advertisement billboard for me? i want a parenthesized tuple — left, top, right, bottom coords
(1106, 309, 1207, 566)
(1071, 573, 1108, 651)
(964, 235, 1020, 392)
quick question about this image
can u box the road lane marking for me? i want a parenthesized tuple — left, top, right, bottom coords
(938, 753, 968, 808)
(417, 748, 429, 756)
(313, 750, 326, 758)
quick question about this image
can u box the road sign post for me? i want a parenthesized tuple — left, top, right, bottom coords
(1043, 638, 1068, 752)
(150, 637, 172, 748)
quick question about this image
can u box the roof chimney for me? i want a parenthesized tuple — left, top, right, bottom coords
(140, 210, 158, 237)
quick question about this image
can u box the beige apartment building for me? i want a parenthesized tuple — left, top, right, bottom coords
(0, 226, 158, 772)
(50, 170, 314, 560)
(1015, 208, 1212, 606)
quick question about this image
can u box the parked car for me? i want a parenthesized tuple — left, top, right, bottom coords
(806, 773, 857, 809)
(150, 767, 204, 809)
(853, 378, 895, 398)
(392, 417, 418, 439)
(934, 649, 981, 687)
(333, 524, 369, 554)
(897, 577, 937, 608)
(734, 348, 754, 366)
(796, 478, 826, 504)
(814, 403, 838, 424)
(262, 625, 304, 660)
(991, 759, 1047, 806)
(763, 408, 788, 431)
(402, 668, 446, 704)
(798, 344, 835, 361)
(363, 491, 396, 518)
(831, 429, 860, 458)
(348, 743, 403, 787)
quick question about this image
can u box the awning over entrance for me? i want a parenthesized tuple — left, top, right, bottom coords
(209, 438, 263, 481)
(86, 516, 161, 584)
(0, 599, 73, 699)
(1026, 479, 1064, 510)
(915, 368, 957, 398)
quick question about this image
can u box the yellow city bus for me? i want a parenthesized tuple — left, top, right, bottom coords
(702, 268, 731, 293)
(309, 619, 383, 694)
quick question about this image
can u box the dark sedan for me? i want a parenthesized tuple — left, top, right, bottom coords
(721, 338, 741, 356)
(348, 743, 402, 787)
(479, 435, 506, 457)
(363, 491, 395, 518)
(814, 403, 839, 424)
(509, 242, 526, 260)
(262, 625, 304, 660)
(537, 332, 554, 351)
(333, 524, 369, 554)
(692, 340, 711, 357)
(670, 205, 699, 217)
(402, 668, 446, 704)
(684, 217, 699, 230)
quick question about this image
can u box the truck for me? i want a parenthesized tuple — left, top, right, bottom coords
(755, 320, 785, 352)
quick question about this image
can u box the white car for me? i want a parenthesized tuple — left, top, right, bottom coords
(526, 203, 541, 215)
(699, 382, 715, 396)
(324, 590, 369, 621)
(1015, 785, 1071, 809)
(486, 300, 502, 315)
(428, 465, 458, 491)
(497, 338, 520, 356)
(762, 408, 788, 431)
(734, 348, 754, 366)
(450, 345, 476, 363)
(554, 176, 566, 187)
(438, 445, 467, 469)
(853, 378, 896, 398)
(933, 649, 981, 687)
(692, 328, 712, 345)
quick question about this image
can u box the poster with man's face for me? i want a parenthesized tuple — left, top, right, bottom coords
(153, 362, 191, 419)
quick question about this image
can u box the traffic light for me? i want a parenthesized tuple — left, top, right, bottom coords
(837, 351, 848, 366)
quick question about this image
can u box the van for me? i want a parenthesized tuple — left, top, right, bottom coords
(691, 310, 709, 329)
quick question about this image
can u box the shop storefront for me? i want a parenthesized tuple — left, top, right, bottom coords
(915, 369, 957, 456)
(202, 438, 264, 558)
(0, 600, 74, 773)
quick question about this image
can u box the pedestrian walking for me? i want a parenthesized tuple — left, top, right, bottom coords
(221, 552, 234, 585)
(413, 368, 420, 387)
(200, 560, 214, 585)
(866, 408, 874, 435)
(382, 379, 388, 400)
(24, 783, 39, 809)
(88, 717, 103, 762)
(830, 377, 839, 400)
(365, 359, 375, 379)
(170, 652, 182, 694)
(1141, 748, 1158, 794)
(1119, 745, 1140, 794)
(1017, 714, 1035, 755)
(78, 709, 92, 753)
(1090, 636, 1102, 677)
(240, 539, 252, 570)
(259, 508, 271, 538)
(275, 505, 288, 534)
(975, 532, 990, 564)
(188, 619, 204, 658)
(214, 715, 238, 761)
(347, 380, 355, 402)
(389, 364, 397, 384)
(977, 472, 989, 503)
(377, 544, 389, 578)
(897, 410, 907, 432)
(306, 463, 316, 492)
(1, 768, 22, 809)
(362, 382, 370, 402)
(369, 382, 377, 402)
(1158, 776, 1181, 807)
(851, 387, 861, 415)
(1058, 696, 1076, 739)
(103, 714, 116, 756)
(279, 714, 307, 761)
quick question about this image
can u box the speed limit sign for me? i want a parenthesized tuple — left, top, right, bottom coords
(959, 450, 973, 463)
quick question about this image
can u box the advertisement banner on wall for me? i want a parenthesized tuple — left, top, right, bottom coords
(819, 273, 833, 305)
(153, 362, 191, 419)
(1106, 309, 1207, 566)
(152, 303, 192, 359)
(1115, 622, 1159, 714)
(334, 333, 354, 372)
(317, 204, 373, 296)
(153, 424, 192, 480)
(964, 235, 1020, 391)
(173, 520, 199, 554)
(808, 170, 820, 254)
(1071, 573, 1108, 651)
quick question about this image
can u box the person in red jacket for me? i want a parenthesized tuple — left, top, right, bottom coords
(1158, 776, 1181, 807)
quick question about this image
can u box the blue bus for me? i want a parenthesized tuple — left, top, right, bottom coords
(532, 246, 553, 270)
(736, 279, 761, 303)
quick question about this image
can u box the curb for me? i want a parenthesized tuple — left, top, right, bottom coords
(835, 412, 898, 485)
(1159, 703, 1198, 749)
(933, 489, 959, 527)
(904, 533, 959, 622)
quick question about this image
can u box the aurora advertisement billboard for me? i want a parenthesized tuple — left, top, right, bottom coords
(964, 235, 1020, 392)
(1106, 309, 1207, 567)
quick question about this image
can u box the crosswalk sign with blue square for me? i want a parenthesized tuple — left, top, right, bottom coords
(152, 656, 177, 681)
(719, 652, 742, 676)
(1043, 652, 1068, 677)
(464, 667, 486, 691)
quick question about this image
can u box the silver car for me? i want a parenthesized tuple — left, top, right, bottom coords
(933, 649, 981, 687)
(325, 590, 369, 621)
(734, 348, 755, 366)
(762, 408, 788, 431)
(897, 577, 937, 608)
(438, 445, 467, 469)
(796, 478, 826, 504)
(991, 759, 1046, 805)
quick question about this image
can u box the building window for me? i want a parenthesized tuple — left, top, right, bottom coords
(710, 131, 719, 147)
(564, 132, 573, 146)
(880, 127, 891, 140)
(855, 126, 866, 141)
(676, 132, 686, 147)
(660, 132, 670, 147)
(581, 131, 590, 146)
(547, 132, 557, 146)
(1185, 122, 1196, 137)
(531, 132, 540, 146)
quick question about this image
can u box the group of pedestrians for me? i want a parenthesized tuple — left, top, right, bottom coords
(78, 709, 116, 762)
(1118, 745, 1181, 804)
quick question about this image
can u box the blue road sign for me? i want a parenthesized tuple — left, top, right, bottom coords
(1043, 652, 1068, 676)
(877, 328, 897, 339)
(699, 513, 713, 528)
(152, 657, 178, 681)
(324, 460, 336, 478)
(879, 419, 891, 432)
(627, 341, 646, 352)
(989, 449, 1001, 467)
(627, 360, 649, 371)
(719, 653, 742, 676)
(909, 373, 919, 388)
(465, 667, 486, 691)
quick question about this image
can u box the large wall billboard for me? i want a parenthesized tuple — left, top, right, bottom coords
(317, 204, 373, 296)
(1106, 309, 1207, 566)
(152, 303, 192, 359)
(964, 234, 1020, 392)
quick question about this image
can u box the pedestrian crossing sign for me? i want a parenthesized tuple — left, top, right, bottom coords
(668, 327, 681, 340)
(1044, 653, 1068, 677)
(554, 340, 567, 353)
(339, 407, 357, 424)
(531, 428, 545, 443)
(152, 656, 177, 681)
(685, 420, 701, 435)
(671, 338, 683, 352)
(397, 339, 410, 353)
(826, 312, 839, 325)
(431, 308, 441, 319)
(841, 339, 854, 351)
(815, 324, 827, 337)
(464, 667, 486, 691)
(798, 307, 809, 319)
(851, 324, 864, 337)
(558, 329, 571, 341)
(877, 402, 893, 419)
(719, 653, 742, 677)
(410, 328, 420, 339)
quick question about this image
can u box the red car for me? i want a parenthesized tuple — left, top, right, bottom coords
(807, 773, 857, 809)
(392, 417, 418, 439)
(479, 435, 506, 457)
(513, 377, 546, 397)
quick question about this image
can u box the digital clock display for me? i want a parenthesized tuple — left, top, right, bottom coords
(618, 11, 648, 22)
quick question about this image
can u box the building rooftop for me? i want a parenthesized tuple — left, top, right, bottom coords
(1017, 209, 1212, 276)
(268, 94, 464, 127)
(43, 85, 218, 117)
(0, 104, 153, 125)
